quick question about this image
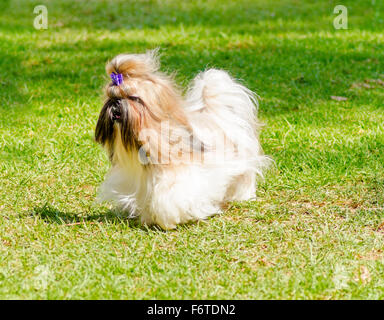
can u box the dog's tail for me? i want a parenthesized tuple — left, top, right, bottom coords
(185, 69, 270, 178)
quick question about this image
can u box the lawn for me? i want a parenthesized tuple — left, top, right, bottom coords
(0, 0, 384, 299)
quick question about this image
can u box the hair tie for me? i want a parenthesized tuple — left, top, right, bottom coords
(110, 72, 123, 86)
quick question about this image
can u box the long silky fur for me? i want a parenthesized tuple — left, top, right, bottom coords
(95, 50, 271, 229)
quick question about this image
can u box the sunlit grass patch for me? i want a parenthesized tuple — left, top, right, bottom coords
(0, 0, 383, 299)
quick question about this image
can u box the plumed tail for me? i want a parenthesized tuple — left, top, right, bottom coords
(185, 69, 270, 179)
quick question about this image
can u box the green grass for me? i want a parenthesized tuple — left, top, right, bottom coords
(1, 0, 384, 299)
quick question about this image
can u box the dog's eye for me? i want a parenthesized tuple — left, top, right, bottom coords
(127, 95, 148, 107)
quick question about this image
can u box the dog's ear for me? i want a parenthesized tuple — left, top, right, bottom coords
(95, 99, 116, 146)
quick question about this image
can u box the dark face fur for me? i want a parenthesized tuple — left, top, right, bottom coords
(95, 98, 141, 159)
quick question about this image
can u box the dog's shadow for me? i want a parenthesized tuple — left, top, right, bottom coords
(31, 204, 212, 232)
(31, 204, 146, 230)
(30, 205, 201, 232)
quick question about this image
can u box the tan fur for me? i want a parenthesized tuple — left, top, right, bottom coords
(105, 52, 196, 166)
(95, 51, 270, 229)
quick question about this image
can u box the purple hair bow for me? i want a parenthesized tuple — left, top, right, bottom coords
(110, 72, 123, 86)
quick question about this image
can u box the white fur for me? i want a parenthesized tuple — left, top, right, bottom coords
(98, 59, 270, 229)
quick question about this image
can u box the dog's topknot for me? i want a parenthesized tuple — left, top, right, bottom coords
(105, 49, 161, 100)
(106, 49, 160, 78)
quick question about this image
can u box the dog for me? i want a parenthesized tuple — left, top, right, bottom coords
(95, 50, 269, 229)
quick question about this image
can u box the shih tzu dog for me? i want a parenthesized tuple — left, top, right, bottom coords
(95, 50, 269, 229)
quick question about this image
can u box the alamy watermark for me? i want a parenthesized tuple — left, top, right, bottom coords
(33, 5, 48, 30)
(135, 120, 251, 166)
(32, 5, 348, 31)
(333, 5, 348, 29)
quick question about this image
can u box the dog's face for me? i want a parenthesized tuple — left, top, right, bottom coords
(95, 96, 144, 159)
(95, 52, 192, 164)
